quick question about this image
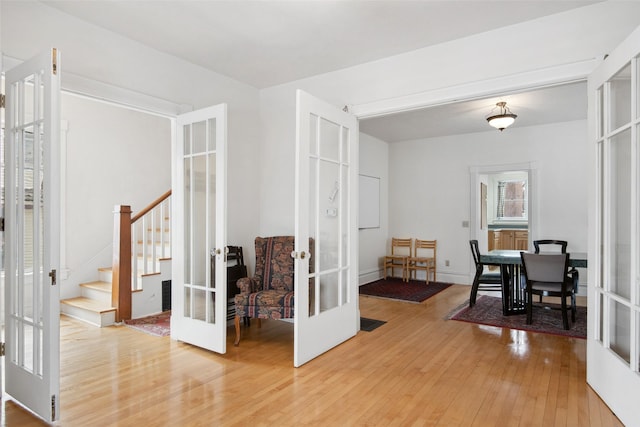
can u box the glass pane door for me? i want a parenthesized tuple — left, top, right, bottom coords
(171, 104, 227, 353)
(4, 49, 61, 422)
(294, 90, 359, 367)
(588, 24, 640, 427)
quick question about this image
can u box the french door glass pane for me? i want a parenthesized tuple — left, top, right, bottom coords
(310, 114, 318, 156)
(598, 292, 604, 343)
(636, 58, 640, 121)
(193, 120, 206, 154)
(610, 62, 632, 131)
(309, 156, 317, 251)
(598, 141, 604, 289)
(341, 164, 349, 268)
(609, 129, 632, 300)
(320, 117, 339, 161)
(183, 157, 191, 284)
(610, 300, 631, 363)
(192, 155, 206, 287)
(208, 150, 216, 290)
(597, 86, 604, 139)
(319, 272, 338, 313)
(308, 114, 320, 317)
(319, 160, 339, 272)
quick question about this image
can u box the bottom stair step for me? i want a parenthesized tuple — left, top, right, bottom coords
(61, 297, 116, 327)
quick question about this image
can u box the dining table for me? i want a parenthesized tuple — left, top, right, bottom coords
(479, 250, 588, 316)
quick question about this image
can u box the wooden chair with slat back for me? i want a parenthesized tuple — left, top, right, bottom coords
(407, 239, 437, 284)
(384, 238, 412, 282)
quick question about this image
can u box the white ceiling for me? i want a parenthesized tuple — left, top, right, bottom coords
(360, 81, 588, 141)
(41, 0, 597, 140)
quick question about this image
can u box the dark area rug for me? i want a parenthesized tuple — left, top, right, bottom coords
(448, 296, 586, 339)
(359, 278, 452, 303)
(360, 317, 386, 332)
(124, 311, 171, 337)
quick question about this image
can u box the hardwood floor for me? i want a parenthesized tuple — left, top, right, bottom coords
(2, 285, 622, 426)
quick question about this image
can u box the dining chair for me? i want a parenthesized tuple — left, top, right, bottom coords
(384, 238, 412, 282)
(533, 239, 578, 305)
(520, 252, 576, 330)
(407, 239, 437, 284)
(468, 240, 502, 307)
(533, 239, 567, 253)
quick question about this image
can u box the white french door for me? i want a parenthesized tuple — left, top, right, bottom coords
(293, 90, 359, 367)
(4, 49, 61, 422)
(171, 104, 227, 353)
(588, 25, 640, 426)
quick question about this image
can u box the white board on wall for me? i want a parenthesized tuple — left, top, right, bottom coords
(359, 174, 380, 229)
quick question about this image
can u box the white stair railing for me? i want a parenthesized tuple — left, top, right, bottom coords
(131, 192, 171, 289)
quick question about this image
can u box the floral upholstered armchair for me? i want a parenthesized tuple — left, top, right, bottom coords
(234, 236, 297, 346)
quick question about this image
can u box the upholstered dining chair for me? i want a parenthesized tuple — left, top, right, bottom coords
(234, 236, 298, 346)
(520, 252, 576, 330)
(407, 239, 437, 284)
(384, 238, 412, 282)
(468, 240, 502, 307)
(532, 239, 578, 305)
(533, 239, 567, 253)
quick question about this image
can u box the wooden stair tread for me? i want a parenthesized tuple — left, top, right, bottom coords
(80, 281, 112, 292)
(61, 297, 116, 313)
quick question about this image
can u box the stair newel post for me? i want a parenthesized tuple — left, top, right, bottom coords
(113, 205, 132, 322)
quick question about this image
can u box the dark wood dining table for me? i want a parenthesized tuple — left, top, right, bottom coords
(479, 250, 587, 315)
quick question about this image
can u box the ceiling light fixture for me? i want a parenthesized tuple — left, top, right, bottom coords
(486, 101, 517, 131)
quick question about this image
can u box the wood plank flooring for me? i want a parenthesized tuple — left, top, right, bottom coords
(1, 284, 622, 426)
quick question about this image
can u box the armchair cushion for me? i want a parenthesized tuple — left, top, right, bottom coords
(234, 290, 294, 319)
(234, 236, 296, 320)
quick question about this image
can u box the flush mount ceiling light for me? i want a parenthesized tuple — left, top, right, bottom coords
(486, 101, 517, 131)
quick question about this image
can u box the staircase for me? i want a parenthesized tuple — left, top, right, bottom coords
(60, 268, 117, 327)
(61, 191, 172, 327)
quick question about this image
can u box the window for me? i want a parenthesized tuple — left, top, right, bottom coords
(496, 180, 527, 220)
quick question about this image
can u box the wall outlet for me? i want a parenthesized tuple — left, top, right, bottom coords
(445, 260, 450, 267)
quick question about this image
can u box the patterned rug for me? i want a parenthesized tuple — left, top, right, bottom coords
(448, 296, 586, 339)
(124, 311, 171, 337)
(359, 278, 452, 303)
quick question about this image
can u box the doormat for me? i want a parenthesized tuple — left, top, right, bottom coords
(359, 278, 452, 303)
(448, 296, 586, 339)
(360, 317, 386, 332)
(124, 311, 171, 337)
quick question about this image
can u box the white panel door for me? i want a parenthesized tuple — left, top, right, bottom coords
(588, 24, 640, 426)
(5, 49, 61, 422)
(171, 104, 227, 353)
(294, 90, 359, 367)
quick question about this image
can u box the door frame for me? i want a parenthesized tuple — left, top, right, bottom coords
(469, 162, 537, 251)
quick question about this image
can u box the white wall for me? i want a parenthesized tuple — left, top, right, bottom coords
(257, 2, 638, 280)
(358, 133, 389, 284)
(389, 120, 588, 285)
(60, 94, 171, 298)
(2, 1, 263, 281)
(4, 1, 639, 285)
